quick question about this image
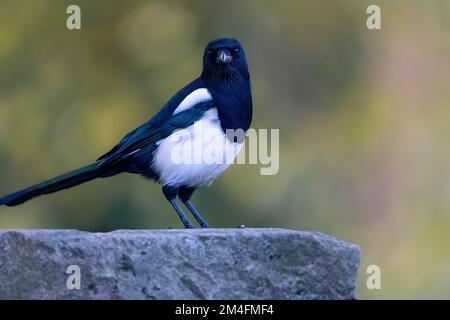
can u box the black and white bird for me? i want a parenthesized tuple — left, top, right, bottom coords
(0, 38, 253, 228)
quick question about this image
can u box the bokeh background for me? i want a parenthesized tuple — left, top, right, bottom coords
(0, 0, 449, 299)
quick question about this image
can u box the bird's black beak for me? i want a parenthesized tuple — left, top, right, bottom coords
(216, 49, 232, 64)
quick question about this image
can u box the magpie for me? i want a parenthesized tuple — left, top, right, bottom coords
(0, 38, 252, 228)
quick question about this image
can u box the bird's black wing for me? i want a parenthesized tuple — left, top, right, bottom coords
(97, 78, 206, 162)
(98, 100, 215, 167)
(96, 127, 140, 161)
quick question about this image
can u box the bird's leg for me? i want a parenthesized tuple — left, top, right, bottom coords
(168, 199, 194, 229)
(183, 201, 209, 228)
(179, 187, 209, 228)
(162, 186, 194, 229)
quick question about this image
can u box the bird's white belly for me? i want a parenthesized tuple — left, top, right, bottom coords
(151, 109, 243, 188)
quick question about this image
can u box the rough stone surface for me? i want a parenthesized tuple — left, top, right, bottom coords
(0, 228, 360, 300)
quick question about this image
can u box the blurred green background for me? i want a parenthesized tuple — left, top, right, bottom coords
(1, 0, 449, 299)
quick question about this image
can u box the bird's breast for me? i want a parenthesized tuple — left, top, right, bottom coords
(151, 108, 243, 188)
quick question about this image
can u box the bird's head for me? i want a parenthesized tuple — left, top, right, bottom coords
(202, 38, 249, 87)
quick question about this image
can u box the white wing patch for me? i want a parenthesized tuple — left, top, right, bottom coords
(172, 88, 213, 115)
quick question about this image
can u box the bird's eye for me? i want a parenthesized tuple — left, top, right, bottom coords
(207, 50, 213, 55)
(233, 47, 240, 54)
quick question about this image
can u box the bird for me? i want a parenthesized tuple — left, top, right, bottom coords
(0, 38, 252, 229)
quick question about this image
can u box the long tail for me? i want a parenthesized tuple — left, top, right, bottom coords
(0, 162, 105, 206)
